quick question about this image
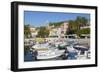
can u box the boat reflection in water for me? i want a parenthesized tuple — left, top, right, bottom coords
(24, 39, 90, 61)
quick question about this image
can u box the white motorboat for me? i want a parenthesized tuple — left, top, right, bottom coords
(32, 43, 49, 50)
(37, 49, 65, 60)
(74, 45, 89, 51)
(73, 45, 90, 59)
(54, 41, 67, 48)
(67, 46, 78, 53)
(32, 43, 65, 60)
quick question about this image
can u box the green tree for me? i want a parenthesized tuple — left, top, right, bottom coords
(75, 16, 89, 36)
(81, 17, 88, 25)
(38, 27, 49, 38)
(78, 28, 90, 34)
(75, 16, 82, 30)
(66, 20, 77, 35)
(24, 25, 31, 38)
(75, 16, 88, 29)
(49, 22, 63, 27)
(66, 16, 89, 37)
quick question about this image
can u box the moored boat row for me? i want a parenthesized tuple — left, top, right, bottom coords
(24, 39, 90, 61)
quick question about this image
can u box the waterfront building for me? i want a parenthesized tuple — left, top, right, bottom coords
(49, 21, 69, 38)
(30, 26, 38, 38)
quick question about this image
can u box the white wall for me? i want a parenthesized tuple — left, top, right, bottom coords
(0, 0, 99, 73)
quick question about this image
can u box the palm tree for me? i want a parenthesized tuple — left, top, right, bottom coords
(75, 16, 88, 36)
(75, 16, 88, 29)
(67, 20, 77, 34)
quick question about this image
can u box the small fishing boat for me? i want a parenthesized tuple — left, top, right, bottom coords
(74, 45, 89, 51)
(37, 49, 65, 60)
(67, 46, 78, 53)
(73, 45, 90, 59)
(32, 43, 65, 60)
(32, 43, 49, 50)
(66, 46, 78, 60)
